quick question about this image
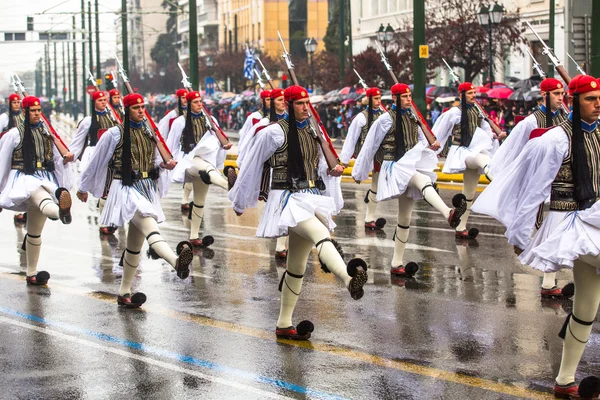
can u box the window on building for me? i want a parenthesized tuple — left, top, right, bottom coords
(289, 0, 307, 58)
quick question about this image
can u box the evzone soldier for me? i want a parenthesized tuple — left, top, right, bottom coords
(484, 77, 570, 298)
(353, 83, 467, 277)
(70, 90, 121, 235)
(108, 88, 124, 121)
(229, 85, 368, 340)
(1, 93, 27, 224)
(166, 91, 236, 248)
(432, 82, 506, 240)
(340, 87, 387, 230)
(236, 89, 270, 168)
(77, 93, 194, 308)
(157, 88, 191, 212)
(0, 96, 75, 285)
(472, 75, 600, 398)
(240, 88, 290, 259)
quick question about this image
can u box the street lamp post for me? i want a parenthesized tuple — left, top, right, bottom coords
(477, 1, 505, 86)
(376, 23, 394, 55)
(304, 37, 317, 91)
(205, 56, 214, 96)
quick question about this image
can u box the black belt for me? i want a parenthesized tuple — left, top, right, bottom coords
(12, 160, 55, 172)
(271, 178, 326, 192)
(115, 168, 159, 181)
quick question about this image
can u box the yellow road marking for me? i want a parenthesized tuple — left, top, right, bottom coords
(0, 273, 553, 399)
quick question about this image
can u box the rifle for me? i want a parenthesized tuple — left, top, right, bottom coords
(86, 68, 122, 124)
(277, 31, 341, 171)
(253, 68, 266, 89)
(374, 41, 437, 146)
(176, 62, 230, 148)
(352, 68, 388, 112)
(256, 57, 275, 89)
(442, 58, 504, 137)
(11, 73, 72, 159)
(525, 21, 571, 83)
(567, 53, 587, 76)
(523, 47, 570, 114)
(114, 55, 173, 163)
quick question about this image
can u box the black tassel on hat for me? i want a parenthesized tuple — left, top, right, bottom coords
(22, 107, 36, 175)
(121, 107, 133, 187)
(181, 106, 196, 154)
(88, 101, 100, 146)
(545, 91, 553, 128)
(287, 99, 306, 182)
(367, 95, 374, 131)
(460, 90, 470, 147)
(571, 93, 595, 208)
(394, 95, 406, 161)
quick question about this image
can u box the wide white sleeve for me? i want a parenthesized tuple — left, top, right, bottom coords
(0, 129, 19, 192)
(227, 124, 284, 214)
(488, 116, 536, 178)
(238, 118, 269, 169)
(0, 114, 8, 132)
(69, 117, 91, 160)
(318, 150, 344, 214)
(432, 107, 460, 149)
(237, 113, 257, 156)
(471, 128, 569, 249)
(157, 109, 176, 139)
(340, 113, 366, 165)
(166, 116, 184, 161)
(352, 113, 392, 181)
(79, 126, 120, 198)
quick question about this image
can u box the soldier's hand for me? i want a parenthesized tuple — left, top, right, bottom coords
(329, 164, 344, 177)
(77, 191, 88, 203)
(429, 140, 441, 151)
(494, 131, 507, 141)
(63, 152, 75, 164)
(161, 159, 177, 170)
(222, 142, 233, 150)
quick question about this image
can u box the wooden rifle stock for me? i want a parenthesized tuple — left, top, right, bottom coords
(473, 100, 503, 136)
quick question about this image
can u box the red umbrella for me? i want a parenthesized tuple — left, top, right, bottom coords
(486, 87, 513, 99)
(341, 99, 356, 105)
(338, 86, 365, 95)
(484, 81, 509, 89)
(475, 86, 489, 93)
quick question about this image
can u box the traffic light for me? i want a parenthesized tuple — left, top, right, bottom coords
(105, 73, 113, 90)
(27, 17, 34, 31)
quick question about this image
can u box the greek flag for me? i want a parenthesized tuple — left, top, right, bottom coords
(243, 48, 254, 80)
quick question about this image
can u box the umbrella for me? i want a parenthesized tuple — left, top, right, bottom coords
(429, 86, 456, 98)
(513, 78, 541, 91)
(241, 90, 254, 96)
(435, 92, 458, 104)
(341, 99, 356, 105)
(310, 95, 324, 104)
(508, 90, 527, 101)
(483, 81, 509, 89)
(203, 98, 215, 105)
(338, 86, 365, 95)
(524, 88, 542, 102)
(221, 92, 236, 99)
(486, 87, 513, 99)
(219, 97, 233, 105)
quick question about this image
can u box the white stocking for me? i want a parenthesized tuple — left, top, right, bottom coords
(189, 176, 209, 240)
(182, 181, 193, 204)
(456, 159, 483, 232)
(275, 236, 288, 252)
(98, 197, 107, 228)
(365, 171, 380, 223)
(291, 217, 351, 287)
(24, 204, 47, 276)
(130, 212, 177, 268)
(188, 157, 228, 190)
(542, 272, 557, 289)
(409, 172, 451, 218)
(276, 230, 313, 328)
(556, 257, 600, 385)
(29, 187, 59, 220)
(392, 193, 414, 267)
(119, 221, 145, 295)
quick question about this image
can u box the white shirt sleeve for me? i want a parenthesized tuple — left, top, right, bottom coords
(69, 116, 91, 160)
(0, 128, 19, 192)
(432, 107, 460, 149)
(79, 126, 120, 198)
(488, 115, 537, 177)
(157, 109, 177, 139)
(352, 113, 392, 181)
(0, 114, 9, 133)
(340, 112, 366, 165)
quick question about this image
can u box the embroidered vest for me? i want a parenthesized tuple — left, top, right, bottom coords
(2, 112, 24, 133)
(353, 109, 382, 158)
(374, 110, 419, 165)
(110, 125, 157, 180)
(531, 109, 567, 129)
(11, 123, 54, 172)
(550, 120, 600, 211)
(452, 106, 482, 147)
(180, 114, 209, 154)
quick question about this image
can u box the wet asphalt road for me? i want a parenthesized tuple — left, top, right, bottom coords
(0, 119, 595, 399)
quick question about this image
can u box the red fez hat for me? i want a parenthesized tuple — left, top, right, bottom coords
(366, 87, 381, 97)
(284, 85, 309, 102)
(391, 83, 411, 95)
(260, 90, 271, 99)
(458, 82, 476, 93)
(270, 88, 284, 99)
(22, 96, 40, 108)
(8, 93, 20, 102)
(91, 91, 106, 101)
(122, 93, 144, 107)
(108, 89, 121, 97)
(540, 78, 563, 92)
(569, 75, 600, 95)
(185, 91, 202, 102)
(176, 89, 188, 97)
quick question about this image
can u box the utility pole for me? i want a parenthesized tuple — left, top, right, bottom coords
(189, 0, 199, 88)
(413, 0, 426, 112)
(35, 58, 43, 98)
(81, 0, 87, 114)
(88, 1, 93, 75)
(339, 0, 345, 84)
(548, 0, 555, 78)
(95, 0, 101, 80)
(592, 1, 600, 76)
(45, 44, 51, 98)
(121, 0, 129, 74)
(62, 42, 67, 101)
(73, 16, 78, 118)
(347, 0, 353, 70)
(54, 42, 58, 98)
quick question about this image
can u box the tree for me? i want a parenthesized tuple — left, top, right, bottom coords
(150, 0, 178, 69)
(323, 0, 349, 58)
(393, 0, 522, 83)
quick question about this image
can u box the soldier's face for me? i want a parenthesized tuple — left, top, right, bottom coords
(544, 89, 565, 111)
(180, 97, 188, 107)
(393, 93, 411, 109)
(95, 97, 108, 112)
(111, 94, 121, 105)
(371, 95, 382, 109)
(190, 98, 203, 113)
(264, 97, 271, 109)
(578, 90, 600, 123)
(465, 90, 476, 104)
(273, 96, 286, 113)
(10, 100, 20, 112)
(292, 98, 310, 121)
(28, 106, 42, 124)
(129, 104, 145, 123)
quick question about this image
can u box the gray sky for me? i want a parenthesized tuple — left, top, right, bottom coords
(0, 0, 121, 95)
